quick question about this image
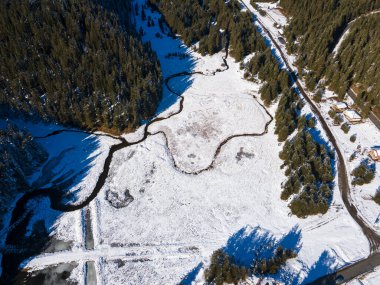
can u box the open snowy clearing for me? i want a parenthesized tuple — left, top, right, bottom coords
(22, 46, 370, 283)
(5, 0, 379, 284)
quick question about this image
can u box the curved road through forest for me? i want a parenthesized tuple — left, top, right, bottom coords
(238, 1, 380, 283)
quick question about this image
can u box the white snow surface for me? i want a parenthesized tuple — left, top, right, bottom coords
(319, 93, 380, 236)
(6, 0, 379, 284)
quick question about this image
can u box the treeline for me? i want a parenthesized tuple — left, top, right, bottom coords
(325, 15, 380, 117)
(204, 246, 296, 284)
(244, 48, 291, 106)
(243, 43, 334, 217)
(204, 250, 249, 285)
(0, 0, 162, 133)
(148, 0, 267, 61)
(280, 130, 334, 217)
(0, 124, 47, 229)
(253, 246, 297, 275)
(281, 0, 380, 116)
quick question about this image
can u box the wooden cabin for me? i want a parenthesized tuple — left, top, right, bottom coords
(331, 102, 348, 113)
(343, 110, 362, 124)
(369, 149, 380, 162)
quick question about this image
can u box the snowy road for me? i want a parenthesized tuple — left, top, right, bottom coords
(239, 0, 380, 282)
(22, 245, 204, 270)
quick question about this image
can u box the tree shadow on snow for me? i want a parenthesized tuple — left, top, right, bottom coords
(178, 227, 342, 285)
(179, 225, 303, 284)
(1, 132, 102, 284)
(224, 225, 302, 268)
(302, 250, 338, 285)
(180, 262, 203, 285)
(135, 0, 197, 119)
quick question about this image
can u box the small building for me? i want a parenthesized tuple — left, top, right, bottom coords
(331, 102, 348, 113)
(369, 149, 380, 162)
(343, 110, 362, 124)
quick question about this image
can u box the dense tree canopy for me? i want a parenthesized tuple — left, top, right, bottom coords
(0, 124, 47, 229)
(0, 0, 163, 132)
(148, 0, 267, 61)
(280, 130, 334, 217)
(281, 0, 380, 116)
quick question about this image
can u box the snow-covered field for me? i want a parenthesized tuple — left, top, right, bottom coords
(318, 92, 380, 235)
(4, 0, 379, 284)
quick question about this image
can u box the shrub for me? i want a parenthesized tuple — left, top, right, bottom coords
(333, 114, 343, 125)
(307, 117, 316, 128)
(374, 191, 380, 205)
(350, 134, 357, 143)
(258, 9, 267, 16)
(205, 250, 248, 285)
(352, 163, 375, 185)
(313, 91, 322, 103)
(328, 109, 336, 119)
(341, 123, 350, 134)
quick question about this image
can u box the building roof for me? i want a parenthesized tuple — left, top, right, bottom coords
(335, 102, 348, 109)
(344, 110, 362, 120)
(370, 150, 380, 157)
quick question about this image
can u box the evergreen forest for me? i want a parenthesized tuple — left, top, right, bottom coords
(0, 0, 163, 132)
(280, 0, 380, 117)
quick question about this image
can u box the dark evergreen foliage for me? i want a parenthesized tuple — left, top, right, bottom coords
(279, 130, 334, 217)
(253, 246, 297, 275)
(351, 163, 376, 186)
(204, 249, 248, 285)
(274, 89, 301, 141)
(148, 0, 267, 61)
(341, 122, 350, 133)
(281, 0, 380, 116)
(244, 48, 291, 105)
(374, 191, 380, 205)
(0, 0, 163, 132)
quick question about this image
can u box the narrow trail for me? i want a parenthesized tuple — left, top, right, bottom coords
(332, 9, 380, 55)
(34, 129, 121, 140)
(4, 34, 274, 281)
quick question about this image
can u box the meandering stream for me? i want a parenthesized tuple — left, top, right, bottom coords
(2, 36, 275, 283)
